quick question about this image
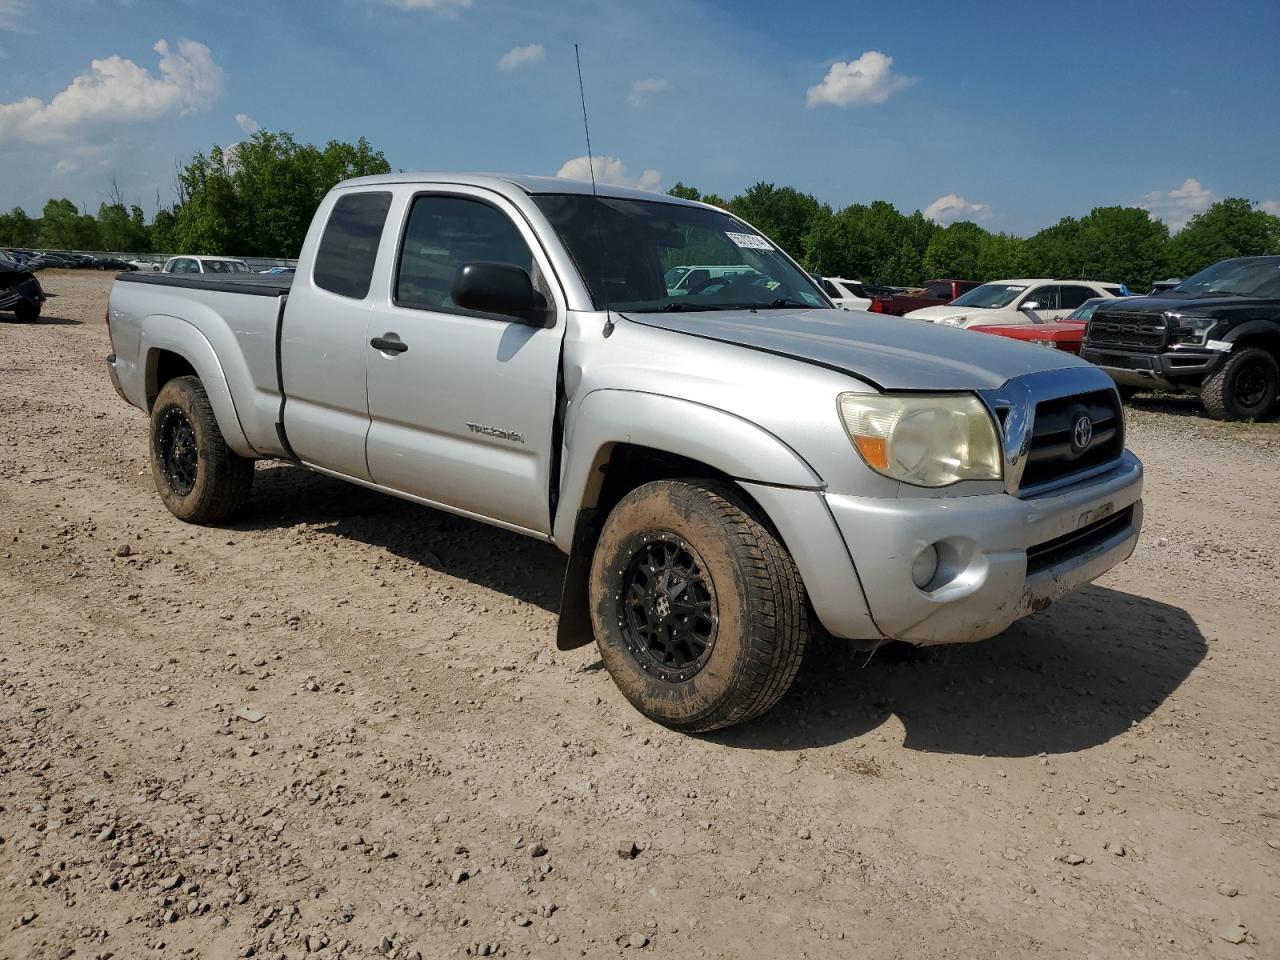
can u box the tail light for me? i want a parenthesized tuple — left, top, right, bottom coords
(869, 298, 885, 313)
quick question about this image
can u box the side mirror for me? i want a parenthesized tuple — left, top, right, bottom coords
(452, 262, 548, 325)
(1020, 301, 1041, 311)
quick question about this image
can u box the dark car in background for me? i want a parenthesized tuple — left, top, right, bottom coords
(0, 250, 46, 322)
(1082, 256, 1280, 420)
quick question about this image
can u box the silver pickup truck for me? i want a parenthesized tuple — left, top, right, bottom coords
(106, 174, 1144, 732)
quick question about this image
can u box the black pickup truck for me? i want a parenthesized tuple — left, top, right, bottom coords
(1081, 256, 1280, 420)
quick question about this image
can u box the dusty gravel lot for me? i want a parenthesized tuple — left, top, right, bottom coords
(2, 271, 1279, 960)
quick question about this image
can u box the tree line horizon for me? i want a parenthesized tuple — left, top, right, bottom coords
(3, 130, 1278, 290)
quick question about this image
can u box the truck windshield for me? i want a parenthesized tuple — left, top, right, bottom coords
(533, 194, 827, 312)
(950, 283, 1027, 309)
(1171, 258, 1280, 299)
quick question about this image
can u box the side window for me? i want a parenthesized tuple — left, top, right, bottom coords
(180, 259, 197, 274)
(823, 279, 841, 298)
(1059, 285, 1096, 310)
(395, 195, 535, 312)
(314, 191, 393, 300)
(1025, 285, 1060, 310)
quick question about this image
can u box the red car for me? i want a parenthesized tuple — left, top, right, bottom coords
(868, 278, 981, 316)
(968, 296, 1115, 355)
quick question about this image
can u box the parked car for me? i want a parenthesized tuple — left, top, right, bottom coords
(129, 259, 162, 272)
(968, 297, 1115, 355)
(820, 277, 872, 311)
(5, 250, 34, 265)
(1081, 256, 1280, 420)
(0, 250, 46, 322)
(106, 173, 1143, 732)
(92, 256, 138, 272)
(906, 279, 1124, 328)
(868, 279, 982, 316)
(258, 266, 296, 275)
(28, 252, 77, 270)
(162, 255, 252, 275)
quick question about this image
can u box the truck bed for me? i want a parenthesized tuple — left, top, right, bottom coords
(114, 272, 293, 298)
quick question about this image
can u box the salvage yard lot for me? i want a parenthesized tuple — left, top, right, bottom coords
(2, 271, 1279, 960)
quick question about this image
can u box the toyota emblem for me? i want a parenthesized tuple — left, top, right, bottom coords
(1073, 414, 1094, 450)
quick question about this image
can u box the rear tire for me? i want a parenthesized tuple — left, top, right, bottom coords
(588, 479, 809, 732)
(1201, 347, 1279, 421)
(149, 375, 254, 523)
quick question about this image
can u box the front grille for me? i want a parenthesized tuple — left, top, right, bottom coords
(1085, 311, 1168, 351)
(1019, 389, 1124, 492)
(1026, 506, 1134, 576)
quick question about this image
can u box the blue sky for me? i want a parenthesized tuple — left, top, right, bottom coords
(2, 0, 1278, 235)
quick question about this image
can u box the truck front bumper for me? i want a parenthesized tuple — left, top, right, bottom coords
(1080, 345, 1224, 392)
(745, 451, 1143, 646)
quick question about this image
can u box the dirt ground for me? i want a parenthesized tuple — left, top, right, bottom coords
(2, 271, 1278, 960)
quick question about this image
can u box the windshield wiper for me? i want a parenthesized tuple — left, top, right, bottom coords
(762, 298, 813, 309)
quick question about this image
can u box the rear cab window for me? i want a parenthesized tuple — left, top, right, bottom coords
(313, 191, 393, 299)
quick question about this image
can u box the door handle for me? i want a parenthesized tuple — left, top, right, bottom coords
(370, 335, 408, 354)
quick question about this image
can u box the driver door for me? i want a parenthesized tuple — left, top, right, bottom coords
(363, 189, 565, 536)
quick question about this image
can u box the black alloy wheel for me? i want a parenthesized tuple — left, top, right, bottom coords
(156, 406, 199, 497)
(619, 533, 718, 682)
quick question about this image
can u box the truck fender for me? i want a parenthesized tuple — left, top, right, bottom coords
(553, 389, 824, 650)
(141, 314, 254, 457)
(1222, 319, 1280, 348)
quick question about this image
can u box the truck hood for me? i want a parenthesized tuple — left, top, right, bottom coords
(622, 308, 1089, 391)
(1094, 294, 1280, 314)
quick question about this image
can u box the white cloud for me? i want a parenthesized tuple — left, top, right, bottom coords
(628, 77, 668, 107)
(53, 158, 79, 176)
(497, 43, 544, 72)
(806, 51, 914, 108)
(235, 112, 260, 134)
(0, 38, 225, 144)
(382, 0, 470, 14)
(924, 193, 994, 225)
(1259, 200, 1280, 216)
(556, 155, 661, 193)
(0, 0, 27, 31)
(1137, 177, 1215, 231)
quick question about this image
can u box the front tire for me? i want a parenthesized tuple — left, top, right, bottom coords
(588, 480, 809, 732)
(1201, 347, 1279, 421)
(13, 301, 40, 323)
(149, 375, 254, 523)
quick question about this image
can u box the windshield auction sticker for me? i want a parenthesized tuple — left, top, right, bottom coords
(725, 232, 773, 250)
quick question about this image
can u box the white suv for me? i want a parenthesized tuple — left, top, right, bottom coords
(905, 279, 1125, 328)
(162, 256, 252, 276)
(819, 277, 872, 311)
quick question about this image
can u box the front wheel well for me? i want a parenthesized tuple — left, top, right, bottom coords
(555, 443, 778, 652)
(1231, 330, 1280, 359)
(146, 349, 197, 410)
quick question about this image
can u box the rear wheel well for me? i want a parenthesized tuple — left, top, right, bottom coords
(147, 350, 197, 410)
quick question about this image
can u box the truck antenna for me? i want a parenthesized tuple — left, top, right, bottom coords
(574, 43, 613, 336)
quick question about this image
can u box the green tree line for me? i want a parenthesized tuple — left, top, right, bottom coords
(0, 130, 391, 260)
(670, 181, 1280, 291)
(3, 129, 1278, 288)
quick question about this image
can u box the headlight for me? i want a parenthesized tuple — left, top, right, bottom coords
(1168, 315, 1216, 345)
(935, 315, 967, 326)
(837, 393, 1003, 487)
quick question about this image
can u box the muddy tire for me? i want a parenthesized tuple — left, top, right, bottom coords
(1200, 347, 1279, 421)
(588, 479, 809, 732)
(149, 375, 254, 524)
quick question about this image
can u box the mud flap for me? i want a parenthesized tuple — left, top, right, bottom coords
(556, 508, 600, 651)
